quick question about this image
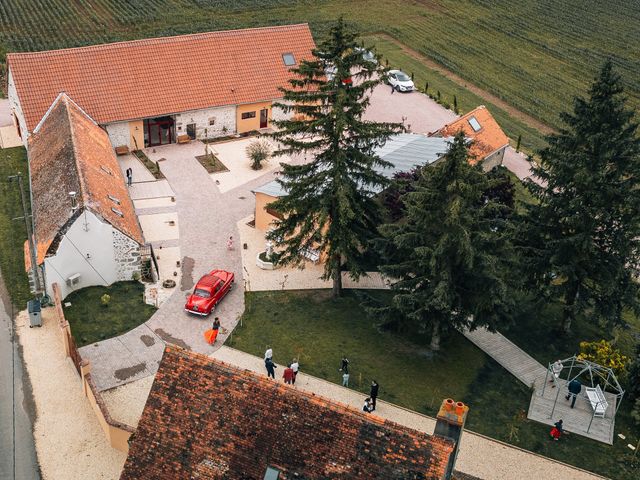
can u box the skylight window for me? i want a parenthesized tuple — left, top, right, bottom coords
(111, 207, 124, 217)
(282, 53, 296, 66)
(108, 194, 121, 205)
(100, 165, 113, 175)
(468, 116, 482, 132)
(264, 466, 280, 480)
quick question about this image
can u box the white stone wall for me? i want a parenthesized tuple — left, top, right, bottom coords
(7, 68, 29, 145)
(271, 100, 293, 122)
(482, 146, 507, 171)
(105, 122, 130, 148)
(112, 229, 141, 281)
(43, 210, 119, 299)
(175, 105, 236, 141)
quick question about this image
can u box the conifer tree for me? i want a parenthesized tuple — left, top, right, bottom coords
(268, 19, 403, 297)
(526, 61, 640, 333)
(378, 133, 514, 350)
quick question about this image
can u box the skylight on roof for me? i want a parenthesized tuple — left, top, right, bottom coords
(264, 467, 280, 480)
(108, 194, 121, 205)
(111, 207, 124, 217)
(468, 116, 482, 132)
(100, 165, 113, 176)
(282, 53, 296, 66)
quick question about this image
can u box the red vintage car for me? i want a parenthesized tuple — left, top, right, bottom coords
(184, 269, 234, 316)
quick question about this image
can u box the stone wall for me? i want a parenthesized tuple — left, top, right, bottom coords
(112, 229, 141, 281)
(271, 100, 293, 122)
(175, 105, 236, 141)
(105, 122, 130, 148)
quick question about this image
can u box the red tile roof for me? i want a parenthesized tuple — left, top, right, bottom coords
(8, 24, 316, 132)
(28, 93, 143, 264)
(434, 106, 509, 164)
(121, 346, 455, 480)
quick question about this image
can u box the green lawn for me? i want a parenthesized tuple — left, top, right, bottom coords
(0, 146, 32, 308)
(63, 281, 157, 347)
(230, 289, 639, 479)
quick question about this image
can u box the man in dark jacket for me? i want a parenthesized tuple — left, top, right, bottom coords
(370, 380, 379, 411)
(265, 358, 277, 379)
(565, 379, 582, 408)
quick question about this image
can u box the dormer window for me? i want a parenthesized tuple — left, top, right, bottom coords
(282, 53, 296, 66)
(468, 116, 482, 132)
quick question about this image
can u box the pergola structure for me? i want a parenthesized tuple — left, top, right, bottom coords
(538, 355, 624, 438)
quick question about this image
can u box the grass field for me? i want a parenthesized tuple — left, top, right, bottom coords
(63, 281, 157, 347)
(0, 0, 638, 136)
(0, 146, 32, 308)
(230, 290, 640, 479)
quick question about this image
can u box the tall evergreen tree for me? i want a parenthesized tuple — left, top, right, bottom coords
(378, 133, 514, 350)
(526, 61, 640, 333)
(268, 19, 403, 297)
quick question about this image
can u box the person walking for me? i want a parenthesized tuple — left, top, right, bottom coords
(339, 356, 350, 374)
(283, 365, 295, 385)
(265, 357, 277, 379)
(342, 372, 350, 387)
(212, 317, 221, 330)
(227, 236, 234, 250)
(549, 359, 563, 388)
(264, 347, 273, 361)
(363, 397, 373, 413)
(290, 360, 299, 384)
(370, 380, 379, 411)
(126, 167, 133, 186)
(566, 379, 582, 408)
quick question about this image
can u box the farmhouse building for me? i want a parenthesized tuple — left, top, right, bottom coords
(121, 346, 472, 480)
(431, 106, 509, 170)
(26, 93, 144, 299)
(253, 133, 452, 232)
(6, 24, 316, 151)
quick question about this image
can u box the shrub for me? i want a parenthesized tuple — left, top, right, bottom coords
(101, 294, 111, 307)
(631, 398, 640, 426)
(132, 271, 141, 282)
(627, 343, 640, 400)
(246, 139, 272, 170)
(578, 339, 629, 378)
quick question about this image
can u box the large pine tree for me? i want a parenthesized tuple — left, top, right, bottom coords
(378, 133, 514, 350)
(527, 61, 640, 333)
(268, 19, 403, 297)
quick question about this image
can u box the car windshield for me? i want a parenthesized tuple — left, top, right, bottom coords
(194, 288, 211, 298)
(396, 72, 410, 82)
(214, 275, 226, 283)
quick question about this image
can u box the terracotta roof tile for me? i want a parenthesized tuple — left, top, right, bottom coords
(121, 346, 455, 479)
(28, 94, 143, 264)
(8, 24, 316, 132)
(434, 106, 509, 164)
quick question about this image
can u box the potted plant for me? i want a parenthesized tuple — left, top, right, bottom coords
(246, 139, 272, 170)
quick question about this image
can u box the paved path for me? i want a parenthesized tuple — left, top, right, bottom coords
(79, 142, 282, 391)
(211, 346, 603, 480)
(462, 327, 546, 388)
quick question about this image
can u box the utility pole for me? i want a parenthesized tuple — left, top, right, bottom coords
(8, 173, 41, 295)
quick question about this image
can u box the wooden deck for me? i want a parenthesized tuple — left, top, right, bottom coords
(462, 327, 546, 387)
(528, 379, 616, 444)
(462, 327, 615, 444)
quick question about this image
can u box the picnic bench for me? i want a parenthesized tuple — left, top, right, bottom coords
(114, 145, 129, 155)
(301, 247, 320, 264)
(177, 134, 191, 144)
(585, 384, 608, 418)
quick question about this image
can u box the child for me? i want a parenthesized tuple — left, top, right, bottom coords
(363, 397, 373, 413)
(550, 419, 565, 441)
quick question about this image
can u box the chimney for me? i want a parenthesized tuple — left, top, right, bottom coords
(434, 398, 469, 480)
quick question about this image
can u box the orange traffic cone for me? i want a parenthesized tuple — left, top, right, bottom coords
(204, 328, 219, 345)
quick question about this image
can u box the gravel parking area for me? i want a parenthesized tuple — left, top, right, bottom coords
(363, 83, 458, 134)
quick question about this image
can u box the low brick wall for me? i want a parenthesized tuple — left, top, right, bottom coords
(52, 282, 134, 453)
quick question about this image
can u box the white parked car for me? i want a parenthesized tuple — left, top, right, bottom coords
(387, 69, 414, 92)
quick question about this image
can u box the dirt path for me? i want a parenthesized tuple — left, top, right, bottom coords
(370, 32, 556, 135)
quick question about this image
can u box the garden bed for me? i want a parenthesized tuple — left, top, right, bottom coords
(195, 153, 229, 174)
(132, 150, 165, 179)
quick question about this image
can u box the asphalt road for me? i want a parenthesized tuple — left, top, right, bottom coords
(0, 272, 40, 480)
